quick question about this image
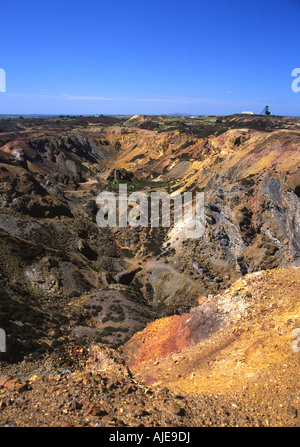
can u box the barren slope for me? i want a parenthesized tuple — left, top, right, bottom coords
(0, 114, 299, 427)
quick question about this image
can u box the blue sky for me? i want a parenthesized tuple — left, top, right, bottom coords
(0, 0, 299, 115)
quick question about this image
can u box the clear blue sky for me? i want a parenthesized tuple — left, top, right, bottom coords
(0, 0, 299, 115)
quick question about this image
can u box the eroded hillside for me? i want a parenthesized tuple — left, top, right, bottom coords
(0, 114, 299, 427)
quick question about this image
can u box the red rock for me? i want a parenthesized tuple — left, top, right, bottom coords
(85, 404, 105, 416)
(166, 401, 184, 416)
(101, 415, 115, 424)
(0, 376, 9, 388)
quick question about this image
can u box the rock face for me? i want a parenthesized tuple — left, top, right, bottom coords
(72, 288, 156, 347)
(0, 268, 300, 427)
(0, 114, 299, 427)
(122, 266, 300, 413)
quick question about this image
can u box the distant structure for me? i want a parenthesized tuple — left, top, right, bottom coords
(241, 111, 254, 115)
(261, 105, 270, 115)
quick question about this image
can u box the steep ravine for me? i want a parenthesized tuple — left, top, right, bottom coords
(0, 115, 300, 426)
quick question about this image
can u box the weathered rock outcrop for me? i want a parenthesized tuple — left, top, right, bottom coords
(0, 115, 299, 428)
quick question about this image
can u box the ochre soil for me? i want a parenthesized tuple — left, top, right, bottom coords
(1, 267, 300, 427)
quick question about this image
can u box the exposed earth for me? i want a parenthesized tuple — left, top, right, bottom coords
(0, 114, 299, 427)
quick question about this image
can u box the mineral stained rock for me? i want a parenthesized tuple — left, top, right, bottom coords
(0, 114, 299, 426)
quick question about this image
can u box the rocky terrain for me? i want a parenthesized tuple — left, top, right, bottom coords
(0, 114, 299, 427)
